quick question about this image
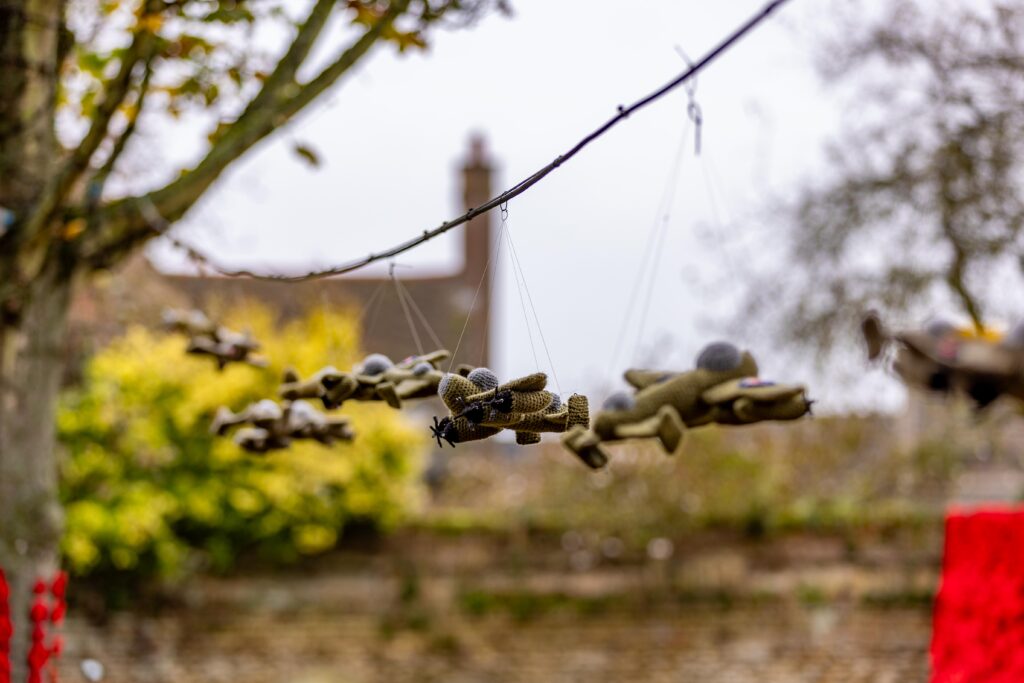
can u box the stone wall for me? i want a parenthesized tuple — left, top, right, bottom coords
(57, 527, 938, 683)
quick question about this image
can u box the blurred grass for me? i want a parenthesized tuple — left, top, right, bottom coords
(416, 414, 967, 549)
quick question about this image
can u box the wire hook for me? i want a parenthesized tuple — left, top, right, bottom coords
(674, 45, 703, 155)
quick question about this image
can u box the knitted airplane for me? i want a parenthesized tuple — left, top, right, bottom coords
(211, 399, 354, 454)
(430, 368, 590, 447)
(279, 350, 471, 410)
(562, 342, 813, 469)
(862, 312, 1024, 409)
(162, 308, 268, 370)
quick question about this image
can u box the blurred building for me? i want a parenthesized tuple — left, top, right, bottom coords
(68, 136, 497, 371)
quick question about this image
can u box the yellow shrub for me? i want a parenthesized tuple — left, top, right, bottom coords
(59, 305, 426, 581)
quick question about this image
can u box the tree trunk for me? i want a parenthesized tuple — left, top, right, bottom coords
(0, 266, 69, 683)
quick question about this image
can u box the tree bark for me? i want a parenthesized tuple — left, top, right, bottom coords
(0, 265, 69, 683)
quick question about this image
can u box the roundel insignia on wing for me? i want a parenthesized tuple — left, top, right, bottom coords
(739, 378, 776, 388)
(937, 338, 960, 362)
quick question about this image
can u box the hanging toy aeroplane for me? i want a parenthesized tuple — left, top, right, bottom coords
(429, 367, 590, 447)
(561, 342, 813, 469)
(279, 350, 473, 410)
(210, 399, 355, 454)
(162, 307, 268, 370)
(862, 312, 1024, 410)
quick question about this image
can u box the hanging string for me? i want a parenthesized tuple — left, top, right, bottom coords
(700, 149, 742, 284)
(675, 46, 703, 156)
(448, 215, 508, 372)
(394, 277, 444, 351)
(360, 279, 388, 341)
(477, 215, 505, 366)
(391, 261, 425, 355)
(632, 135, 688, 364)
(503, 209, 562, 395)
(502, 204, 541, 372)
(607, 116, 691, 375)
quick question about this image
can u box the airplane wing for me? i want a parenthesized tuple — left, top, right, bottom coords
(399, 349, 451, 368)
(499, 372, 548, 393)
(623, 368, 676, 390)
(701, 378, 805, 405)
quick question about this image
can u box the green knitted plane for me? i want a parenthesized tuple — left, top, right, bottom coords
(862, 312, 1024, 410)
(162, 307, 268, 371)
(430, 368, 590, 447)
(210, 399, 354, 454)
(561, 342, 813, 469)
(279, 349, 473, 410)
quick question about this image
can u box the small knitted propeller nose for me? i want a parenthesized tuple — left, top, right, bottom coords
(430, 416, 457, 448)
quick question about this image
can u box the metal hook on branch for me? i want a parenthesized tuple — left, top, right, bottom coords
(675, 45, 703, 155)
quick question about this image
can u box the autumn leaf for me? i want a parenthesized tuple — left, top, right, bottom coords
(292, 143, 322, 168)
(136, 13, 164, 33)
(62, 219, 87, 241)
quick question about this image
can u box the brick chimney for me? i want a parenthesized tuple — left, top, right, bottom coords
(457, 134, 494, 366)
(461, 134, 494, 287)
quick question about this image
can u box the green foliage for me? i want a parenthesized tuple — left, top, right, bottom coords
(58, 305, 426, 583)
(62, 0, 509, 130)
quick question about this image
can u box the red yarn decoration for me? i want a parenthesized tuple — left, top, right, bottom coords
(931, 507, 1024, 683)
(25, 571, 67, 683)
(49, 574, 67, 603)
(0, 568, 10, 683)
(26, 597, 49, 683)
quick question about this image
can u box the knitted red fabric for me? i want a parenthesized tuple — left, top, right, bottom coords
(931, 507, 1024, 683)
(27, 598, 48, 683)
(0, 569, 10, 683)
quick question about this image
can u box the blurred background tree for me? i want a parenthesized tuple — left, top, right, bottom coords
(0, 0, 506, 672)
(57, 306, 424, 599)
(743, 0, 1024, 352)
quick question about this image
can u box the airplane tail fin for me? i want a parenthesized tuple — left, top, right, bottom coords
(515, 431, 542, 446)
(566, 394, 590, 429)
(561, 425, 608, 469)
(655, 406, 686, 455)
(210, 406, 236, 436)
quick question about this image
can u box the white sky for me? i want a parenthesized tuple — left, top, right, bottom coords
(148, 0, 910, 412)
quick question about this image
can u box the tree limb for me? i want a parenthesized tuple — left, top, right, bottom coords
(83, 0, 793, 280)
(238, 0, 338, 121)
(79, 1, 409, 268)
(90, 52, 155, 193)
(21, 7, 159, 241)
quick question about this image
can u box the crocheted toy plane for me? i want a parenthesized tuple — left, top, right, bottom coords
(562, 342, 813, 469)
(862, 312, 1024, 409)
(162, 308, 268, 370)
(279, 350, 471, 410)
(430, 368, 590, 447)
(211, 399, 354, 454)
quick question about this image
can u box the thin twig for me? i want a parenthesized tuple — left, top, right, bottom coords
(166, 0, 794, 282)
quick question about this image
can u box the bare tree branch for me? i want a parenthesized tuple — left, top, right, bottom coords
(21, 6, 160, 240)
(90, 52, 155, 193)
(79, 1, 410, 268)
(239, 0, 339, 120)
(85, 0, 794, 279)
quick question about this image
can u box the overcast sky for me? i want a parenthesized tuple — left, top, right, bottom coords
(148, 0, 912, 412)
